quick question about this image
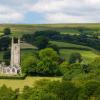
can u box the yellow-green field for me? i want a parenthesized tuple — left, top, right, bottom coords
(0, 23, 100, 37)
(0, 77, 61, 91)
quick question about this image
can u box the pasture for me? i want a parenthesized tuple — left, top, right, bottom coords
(60, 49, 99, 62)
(0, 23, 100, 37)
(0, 76, 61, 91)
(50, 41, 93, 50)
(0, 24, 100, 92)
(51, 41, 100, 62)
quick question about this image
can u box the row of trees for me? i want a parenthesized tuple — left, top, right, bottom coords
(22, 30, 100, 50)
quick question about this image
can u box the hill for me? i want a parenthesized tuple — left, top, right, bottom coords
(51, 41, 100, 62)
(0, 23, 100, 36)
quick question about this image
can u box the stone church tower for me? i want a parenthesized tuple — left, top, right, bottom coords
(10, 37, 20, 67)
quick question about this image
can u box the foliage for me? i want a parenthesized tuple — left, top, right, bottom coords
(0, 36, 11, 51)
(0, 79, 100, 100)
(0, 74, 26, 80)
(59, 61, 69, 74)
(3, 28, 11, 35)
(18, 80, 78, 100)
(0, 85, 18, 100)
(78, 81, 100, 100)
(37, 58, 60, 76)
(22, 55, 38, 75)
(39, 48, 59, 61)
(3, 50, 10, 65)
(22, 48, 61, 76)
(34, 36, 49, 49)
(68, 52, 82, 64)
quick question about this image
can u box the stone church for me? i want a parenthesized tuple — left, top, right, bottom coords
(0, 37, 21, 75)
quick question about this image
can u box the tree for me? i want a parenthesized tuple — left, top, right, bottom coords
(34, 36, 49, 50)
(68, 52, 82, 64)
(21, 48, 61, 76)
(4, 28, 11, 35)
(39, 48, 59, 61)
(37, 58, 60, 76)
(37, 48, 61, 76)
(0, 36, 11, 51)
(21, 55, 38, 75)
(3, 50, 10, 65)
(59, 61, 69, 74)
(34, 30, 60, 39)
(47, 43, 59, 54)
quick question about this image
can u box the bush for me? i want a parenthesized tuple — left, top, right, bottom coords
(78, 81, 100, 100)
(0, 74, 26, 80)
(68, 52, 82, 64)
(0, 85, 17, 100)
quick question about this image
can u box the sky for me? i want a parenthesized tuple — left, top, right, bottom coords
(0, 0, 100, 24)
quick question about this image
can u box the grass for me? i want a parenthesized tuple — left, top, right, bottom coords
(50, 41, 93, 50)
(50, 41, 100, 62)
(21, 42, 37, 49)
(1, 23, 100, 37)
(60, 49, 99, 63)
(0, 76, 61, 91)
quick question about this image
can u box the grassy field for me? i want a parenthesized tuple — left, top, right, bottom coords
(60, 49, 99, 62)
(0, 23, 100, 36)
(50, 41, 93, 50)
(0, 77, 61, 91)
(50, 41, 100, 62)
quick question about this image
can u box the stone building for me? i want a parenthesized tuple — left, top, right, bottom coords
(0, 37, 21, 75)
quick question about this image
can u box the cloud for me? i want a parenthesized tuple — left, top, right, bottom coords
(0, 5, 24, 23)
(26, 0, 100, 23)
(0, 0, 100, 23)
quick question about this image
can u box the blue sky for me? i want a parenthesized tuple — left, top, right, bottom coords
(0, 0, 100, 24)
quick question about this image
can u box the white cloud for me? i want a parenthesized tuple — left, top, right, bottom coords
(45, 13, 95, 23)
(27, 0, 66, 12)
(0, 5, 24, 23)
(26, 0, 100, 23)
(0, 0, 100, 23)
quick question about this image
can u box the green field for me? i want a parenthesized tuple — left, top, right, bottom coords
(0, 23, 100, 36)
(0, 77, 61, 91)
(51, 41, 100, 62)
(0, 23, 100, 92)
(60, 49, 99, 62)
(50, 41, 93, 50)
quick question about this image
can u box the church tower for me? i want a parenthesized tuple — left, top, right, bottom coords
(10, 37, 20, 67)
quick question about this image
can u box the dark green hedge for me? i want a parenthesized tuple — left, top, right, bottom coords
(0, 74, 27, 80)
